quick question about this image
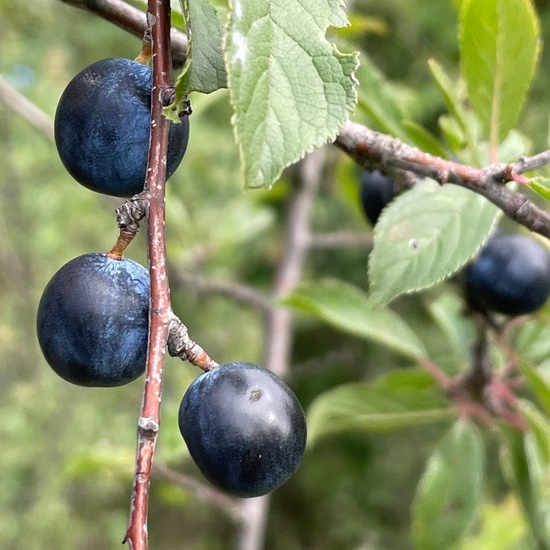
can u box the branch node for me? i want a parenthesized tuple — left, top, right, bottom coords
(116, 198, 149, 229)
(161, 87, 176, 106)
(138, 416, 160, 436)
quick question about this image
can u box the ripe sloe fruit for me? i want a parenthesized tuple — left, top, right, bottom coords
(55, 57, 189, 197)
(179, 362, 307, 497)
(464, 233, 550, 315)
(37, 253, 150, 387)
(360, 170, 397, 226)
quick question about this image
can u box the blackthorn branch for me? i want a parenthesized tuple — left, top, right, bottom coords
(5, 1, 550, 546)
(123, 0, 174, 546)
(335, 121, 550, 239)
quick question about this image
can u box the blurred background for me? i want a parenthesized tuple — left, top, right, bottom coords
(2, 0, 550, 548)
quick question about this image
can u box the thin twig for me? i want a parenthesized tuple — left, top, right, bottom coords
(514, 150, 550, 174)
(170, 270, 273, 313)
(308, 231, 373, 249)
(0, 76, 54, 141)
(335, 121, 550, 239)
(59, 0, 188, 67)
(152, 461, 241, 520)
(123, 2, 175, 548)
(263, 152, 323, 379)
(235, 152, 324, 550)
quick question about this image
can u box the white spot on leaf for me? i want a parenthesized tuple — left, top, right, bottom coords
(232, 31, 248, 65)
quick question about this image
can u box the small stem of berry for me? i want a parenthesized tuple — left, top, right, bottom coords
(107, 224, 140, 260)
(135, 28, 152, 65)
(108, 198, 149, 260)
(417, 356, 453, 389)
(462, 317, 493, 398)
(167, 313, 219, 372)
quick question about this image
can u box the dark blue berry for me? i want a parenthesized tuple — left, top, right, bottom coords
(179, 362, 307, 497)
(55, 57, 189, 197)
(36, 253, 150, 387)
(464, 233, 550, 315)
(359, 170, 397, 226)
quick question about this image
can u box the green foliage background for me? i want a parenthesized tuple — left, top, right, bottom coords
(2, 0, 550, 548)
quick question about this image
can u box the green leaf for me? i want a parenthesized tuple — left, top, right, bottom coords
(458, 495, 528, 550)
(282, 278, 427, 361)
(425, 291, 475, 364)
(494, 130, 532, 163)
(369, 179, 501, 305)
(528, 178, 550, 203)
(520, 400, 550, 464)
(439, 115, 467, 152)
(402, 119, 449, 158)
(63, 447, 135, 479)
(428, 59, 468, 134)
(174, 0, 227, 96)
(355, 54, 408, 141)
(208, 197, 275, 246)
(334, 13, 388, 39)
(307, 368, 455, 443)
(225, 0, 358, 188)
(459, 0, 540, 144)
(428, 59, 484, 164)
(518, 362, 550, 418)
(501, 408, 550, 548)
(413, 421, 485, 550)
(513, 318, 550, 365)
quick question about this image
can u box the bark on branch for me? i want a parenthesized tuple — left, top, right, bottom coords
(335, 121, 550, 239)
(123, 3, 174, 549)
(59, 0, 188, 67)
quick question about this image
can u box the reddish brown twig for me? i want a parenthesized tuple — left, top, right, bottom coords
(152, 461, 241, 520)
(335, 121, 550, 239)
(59, 0, 188, 67)
(123, 1, 174, 548)
(438, 315, 528, 432)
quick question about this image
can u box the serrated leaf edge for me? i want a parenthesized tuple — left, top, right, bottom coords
(368, 184, 501, 306)
(223, 0, 359, 189)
